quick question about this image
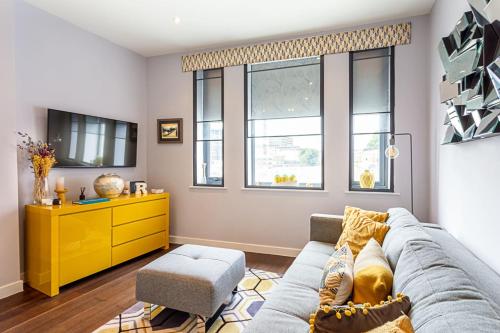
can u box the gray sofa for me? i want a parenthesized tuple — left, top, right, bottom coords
(244, 208, 500, 332)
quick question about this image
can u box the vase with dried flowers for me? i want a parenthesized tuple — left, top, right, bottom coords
(17, 132, 57, 204)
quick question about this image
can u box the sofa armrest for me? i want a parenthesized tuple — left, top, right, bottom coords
(310, 214, 343, 244)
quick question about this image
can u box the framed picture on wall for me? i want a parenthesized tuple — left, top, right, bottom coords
(157, 118, 183, 143)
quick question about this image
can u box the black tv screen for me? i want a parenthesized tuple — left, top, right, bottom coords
(47, 109, 137, 168)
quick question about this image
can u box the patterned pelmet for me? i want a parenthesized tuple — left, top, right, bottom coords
(181, 23, 411, 72)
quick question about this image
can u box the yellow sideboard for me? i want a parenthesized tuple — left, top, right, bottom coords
(25, 193, 169, 296)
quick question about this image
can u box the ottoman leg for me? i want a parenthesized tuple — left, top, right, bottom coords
(196, 315, 206, 333)
(143, 302, 152, 321)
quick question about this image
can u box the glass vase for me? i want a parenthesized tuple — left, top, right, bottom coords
(33, 176, 49, 204)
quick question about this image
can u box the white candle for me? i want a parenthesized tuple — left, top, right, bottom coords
(55, 176, 65, 191)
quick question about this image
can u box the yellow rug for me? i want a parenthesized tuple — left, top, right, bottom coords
(94, 269, 281, 333)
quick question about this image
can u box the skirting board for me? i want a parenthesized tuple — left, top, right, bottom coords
(170, 236, 301, 257)
(0, 280, 23, 300)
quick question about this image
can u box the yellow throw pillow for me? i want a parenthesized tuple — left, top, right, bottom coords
(336, 210, 390, 258)
(353, 238, 393, 305)
(343, 206, 389, 229)
(365, 314, 415, 333)
(319, 244, 354, 306)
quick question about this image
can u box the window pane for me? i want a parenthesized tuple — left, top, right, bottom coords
(249, 57, 321, 71)
(352, 56, 390, 114)
(352, 113, 391, 134)
(247, 135, 322, 188)
(352, 134, 389, 185)
(197, 78, 222, 121)
(248, 117, 321, 137)
(248, 64, 321, 120)
(196, 141, 223, 185)
(197, 121, 223, 140)
(196, 68, 222, 79)
(194, 69, 223, 187)
(352, 48, 390, 61)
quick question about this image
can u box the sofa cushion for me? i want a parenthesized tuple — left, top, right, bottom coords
(284, 241, 336, 290)
(343, 206, 389, 229)
(382, 208, 431, 270)
(353, 238, 393, 305)
(313, 295, 411, 333)
(319, 244, 354, 306)
(243, 308, 309, 333)
(337, 210, 390, 258)
(422, 224, 500, 318)
(393, 239, 500, 332)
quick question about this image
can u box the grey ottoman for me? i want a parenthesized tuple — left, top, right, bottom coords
(136, 244, 245, 332)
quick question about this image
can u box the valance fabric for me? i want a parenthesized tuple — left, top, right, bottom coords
(181, 22, 411, 72)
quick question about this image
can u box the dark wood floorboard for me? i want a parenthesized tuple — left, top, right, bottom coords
(0, 245, 294, 333)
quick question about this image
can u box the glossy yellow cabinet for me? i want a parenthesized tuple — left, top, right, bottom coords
(59, 209, 112, 285)
(26, 193, 169, 296)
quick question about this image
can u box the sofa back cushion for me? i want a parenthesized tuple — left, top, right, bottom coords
(382, 208, 431, 270)
(393, 239, 500, 332)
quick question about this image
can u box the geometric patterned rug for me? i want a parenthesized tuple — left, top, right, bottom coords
(93, 269, 282, 333)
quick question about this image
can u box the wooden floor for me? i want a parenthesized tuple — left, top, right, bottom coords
(0, 245, 294, 333)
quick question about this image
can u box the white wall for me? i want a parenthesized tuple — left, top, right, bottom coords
(147, 16, 430, 253)
(0, 0, 22, 299)
(15, 1, 148, 272)
(429, 0, 500, 274)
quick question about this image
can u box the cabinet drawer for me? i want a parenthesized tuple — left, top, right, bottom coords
(112, 232, 166, 266)
(59, 209, 112, 286)
(113, 199, 167, 226)
(112, 215, 166, 246)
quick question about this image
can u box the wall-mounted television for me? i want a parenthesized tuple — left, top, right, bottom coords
(47, 109, 138, 168)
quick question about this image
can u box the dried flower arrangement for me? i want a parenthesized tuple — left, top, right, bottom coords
(17, 132, 57, 204)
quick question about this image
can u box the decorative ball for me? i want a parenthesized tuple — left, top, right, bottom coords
(93, 173, 125, 198)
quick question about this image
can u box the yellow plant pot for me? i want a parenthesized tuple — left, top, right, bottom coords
(359, 170, 375, 189)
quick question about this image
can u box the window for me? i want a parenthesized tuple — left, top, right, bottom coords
(349, 47, 394, 191)
(245, 57, 324, 189)
(193, 68, 224, 186)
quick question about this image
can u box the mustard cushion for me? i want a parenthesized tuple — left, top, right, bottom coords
(319, 244, 354, 306)
(353, 238, 393, 305)
(365, 314, 414, 333)
(336, 210, 390, 258)
(343, 206, 389, 229)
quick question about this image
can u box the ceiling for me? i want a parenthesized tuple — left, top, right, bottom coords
(24, 0, 436, 57)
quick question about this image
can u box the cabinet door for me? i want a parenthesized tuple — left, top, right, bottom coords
(59, 209, 112, 286)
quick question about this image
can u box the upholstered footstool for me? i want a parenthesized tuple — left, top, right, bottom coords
(136, 244, 246, 332)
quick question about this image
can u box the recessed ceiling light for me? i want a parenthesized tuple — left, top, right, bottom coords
(173, 16, 181, 25)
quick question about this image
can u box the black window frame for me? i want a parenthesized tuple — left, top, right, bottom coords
(244, 56, 325, 190)
(349, 46, 395, 192)
(193, 68, 224, 187)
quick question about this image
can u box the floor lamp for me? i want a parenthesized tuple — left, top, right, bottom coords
(385, 133, 414, 214)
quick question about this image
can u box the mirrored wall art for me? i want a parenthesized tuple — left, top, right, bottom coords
(439, 0, 500, 144)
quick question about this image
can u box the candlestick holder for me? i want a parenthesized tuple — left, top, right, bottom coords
(54, 188, 68, 204)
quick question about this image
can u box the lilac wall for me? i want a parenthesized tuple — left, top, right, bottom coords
(14, 1, 148, 273)
(0, 0, 22, 299)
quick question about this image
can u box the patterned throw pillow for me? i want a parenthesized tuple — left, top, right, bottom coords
(353, 238, 393, 305)
(336, 210, 390, 258)
(319, 244, 354, 306)
(310, 294, 411, 333)
(343, 206, 389, 229)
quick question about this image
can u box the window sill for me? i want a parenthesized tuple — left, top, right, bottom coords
(241, 187, 328, 193)
(189, 186, 227, 190)
(345, 190, 400, 196)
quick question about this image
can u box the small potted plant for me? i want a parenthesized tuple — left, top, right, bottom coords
(18, 132, 57, 204)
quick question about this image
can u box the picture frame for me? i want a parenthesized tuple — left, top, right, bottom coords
(157, 118, 183, 143)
